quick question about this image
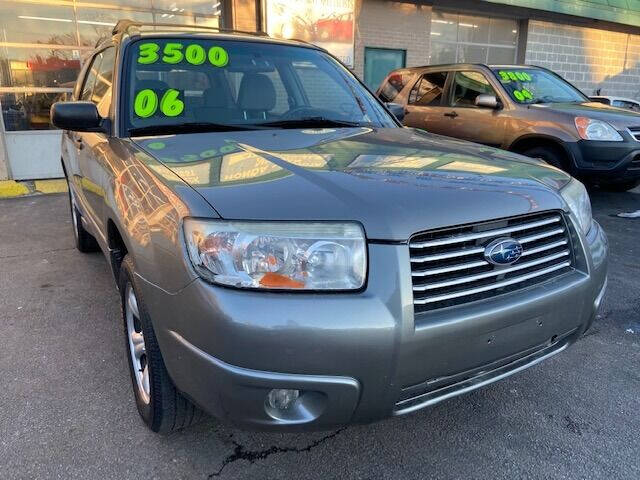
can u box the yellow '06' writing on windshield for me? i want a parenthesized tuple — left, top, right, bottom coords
(134, 88, 184, 118)
(497, 70, 532, 83)
(137, 42, 229, 67)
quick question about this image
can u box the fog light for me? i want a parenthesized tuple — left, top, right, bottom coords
(267, 389, 299, 410)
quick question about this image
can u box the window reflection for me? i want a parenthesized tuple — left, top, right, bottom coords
(76, 8, 153, 47)
(153, 0, 223, 16)
(0, 2, 77, 45)
(1, 91, 68, 130)
(0, 48, 81, 88)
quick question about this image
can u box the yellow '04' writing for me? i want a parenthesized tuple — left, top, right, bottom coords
(137, 42, 229, 67)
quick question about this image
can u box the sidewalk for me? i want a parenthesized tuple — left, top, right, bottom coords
(0, 179, 67, 198)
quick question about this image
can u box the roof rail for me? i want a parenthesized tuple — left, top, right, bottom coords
(112, 19, 270, 38)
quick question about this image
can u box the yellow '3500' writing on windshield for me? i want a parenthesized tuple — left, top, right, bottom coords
(497, 70, 532, 83)
(137, 42, 229, 67)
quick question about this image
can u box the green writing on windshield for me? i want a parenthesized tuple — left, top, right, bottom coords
(497, 70, 532, 83)
(513, 88, 533, 102)
(134, 89, 185, 118)
(137, 42, 229, 67)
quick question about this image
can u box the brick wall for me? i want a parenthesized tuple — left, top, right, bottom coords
(353, 0, 432, 78)
(525, 20, 640, 100)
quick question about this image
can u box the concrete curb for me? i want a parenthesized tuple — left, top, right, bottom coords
(0, 179, 67, 198)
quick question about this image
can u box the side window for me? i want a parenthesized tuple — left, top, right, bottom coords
(451, 71, 496, 107)
(92, 47, 116, 117)
(408, 72, 447, 106)
(79, 54, 101, 101)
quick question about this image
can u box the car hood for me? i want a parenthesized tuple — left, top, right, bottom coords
(133, 127, 570, 241)
(532, 102, 640, 129)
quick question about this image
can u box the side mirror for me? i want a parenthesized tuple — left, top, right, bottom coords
(50, 101, 109, 133)
(385, 102, 406, 122)
(475, 94, 501, 109)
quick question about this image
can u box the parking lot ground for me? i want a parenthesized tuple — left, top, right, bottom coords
(1, 187, 639, 480)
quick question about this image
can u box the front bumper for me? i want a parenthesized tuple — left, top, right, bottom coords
(566, 132, 640, 182)
(137, 221, 608, 431)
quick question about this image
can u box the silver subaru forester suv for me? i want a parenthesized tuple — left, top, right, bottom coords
(51, 21, 608, 433)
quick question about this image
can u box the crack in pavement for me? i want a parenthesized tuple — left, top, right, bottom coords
(208, 427, 346, 478)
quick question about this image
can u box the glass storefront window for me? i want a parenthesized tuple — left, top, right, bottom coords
(430, 42, 456, 64)
(0, 48, 82, 88)
(457, 15, 489, 44)
(1, 91, 69, 130)
(430, 12, 518, 65)
(489, 18, 518, 46)
(152, 0, 223, 16)
(194, 16, 221, 28)
(430, 12, 458, 43)
(76, 8, 153, 47)
(488, 46, 517, 64)
(457, 44, 488, 63)
(0, 2, 77, 45)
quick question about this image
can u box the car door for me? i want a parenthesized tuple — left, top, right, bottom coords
(402, 71, 451, 135)
(76, 46, 116, 234)
(442, 70, 507, 147)
(65, 53, 100, 214)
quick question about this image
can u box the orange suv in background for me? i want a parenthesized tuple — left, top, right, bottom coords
(378, 64, 640, 191)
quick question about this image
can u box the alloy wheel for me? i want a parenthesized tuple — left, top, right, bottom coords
(125, 283, 150, 404)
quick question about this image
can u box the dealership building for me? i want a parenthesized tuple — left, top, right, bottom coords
(2, 0, 640, 181)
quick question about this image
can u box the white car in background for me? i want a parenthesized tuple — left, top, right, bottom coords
(590, 96, 640, 111)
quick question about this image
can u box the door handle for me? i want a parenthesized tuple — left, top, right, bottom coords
(444, 111, 458, 118)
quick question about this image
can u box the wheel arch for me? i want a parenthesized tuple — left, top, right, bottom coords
(508, 135, 575, 172)
(107, 218, 130, 284)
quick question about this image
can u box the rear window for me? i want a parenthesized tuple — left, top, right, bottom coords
(378, 71, 413, 102)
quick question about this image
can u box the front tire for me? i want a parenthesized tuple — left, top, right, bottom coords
(119, 255, 203, 433)
(521, 145, 566, 171)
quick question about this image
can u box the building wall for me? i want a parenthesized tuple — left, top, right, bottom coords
(525, 20, 640, 99)
(353, 0, 432, 78)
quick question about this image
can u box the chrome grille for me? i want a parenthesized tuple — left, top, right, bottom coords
(627, 127, 640, 142)
(410, 211, 574, 312)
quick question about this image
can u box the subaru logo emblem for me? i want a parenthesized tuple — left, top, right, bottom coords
(484, 237, 523, 265)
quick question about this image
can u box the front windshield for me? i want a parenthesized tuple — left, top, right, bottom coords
(491, 68, 587, 104)
(124, 38, 396, 134)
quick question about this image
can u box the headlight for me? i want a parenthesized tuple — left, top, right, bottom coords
(184, 219, 367, 290)
(574, 117, 623, 141)
(560, 179, 593, 234)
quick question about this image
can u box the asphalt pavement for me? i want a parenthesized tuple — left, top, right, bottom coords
(1, 187, 639, 480)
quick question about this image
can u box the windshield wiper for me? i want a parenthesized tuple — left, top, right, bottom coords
(129, 122, 259, 136)
(256, 117, 366, 129)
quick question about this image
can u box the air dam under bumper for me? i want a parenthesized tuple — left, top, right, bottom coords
(137, 223, 607, 431)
